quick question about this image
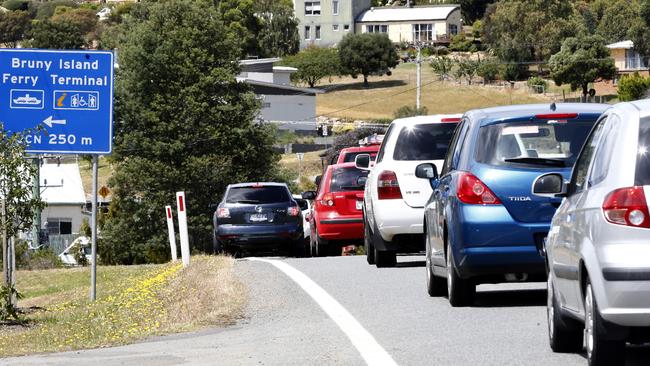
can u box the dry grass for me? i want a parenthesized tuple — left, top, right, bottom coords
(78, 156, 113, 198)
(0, 255, 246, 357)
(316, 62, 547, 120)
(280, 150, 326, 180)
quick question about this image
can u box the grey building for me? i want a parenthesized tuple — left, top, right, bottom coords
(294, 0, 372, 49)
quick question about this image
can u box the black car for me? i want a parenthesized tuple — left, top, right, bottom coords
(213, 182, 307, 256)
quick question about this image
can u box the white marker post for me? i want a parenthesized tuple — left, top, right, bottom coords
(176, 192, 190, 267)
(165, 206, 178, 262)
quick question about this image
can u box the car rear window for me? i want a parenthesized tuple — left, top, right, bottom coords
(226, 186, 290, 204)
(393, 123, 457, 161)
(635, 116, 650, 185)
(474, 120, 595, 168)
(295, 198, 309, 210)
(342, 151, 378, 163)
(330, 167, 369, 192)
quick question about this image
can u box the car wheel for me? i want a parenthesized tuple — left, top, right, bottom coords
(547, 274, 582, 352)
(212, 230, 224, 254)
(446, 247, 475, 307)
(426, 229, 445, 297)
(292, 237, 308, 258)
(364, 220, 375, 265)
(585, 280, 625, 366)
(375, 247, 396, 268)
(314, 228, 328, 257)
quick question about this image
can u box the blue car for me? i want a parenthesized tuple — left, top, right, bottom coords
(417, 103, 608, 306)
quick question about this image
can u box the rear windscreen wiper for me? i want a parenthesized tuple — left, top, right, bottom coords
(235, 199, 260, 204)
(503, 157, 566, 167)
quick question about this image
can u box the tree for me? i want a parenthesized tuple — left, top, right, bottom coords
(0, 10, 31, 48)
(256, 0, 300, 57)
(477, 59, 499, 83)
(618, 72, 650, 101)
(29, 19, 85, 49)
(628, 0, 650, 64)
(430, 55, 454, 81)
(394, 105, 428, 119)
(454, 57, 480, 85)
(282, 46, 339, 88)
(483, 0, 583, 72)
(460, 0, 497, 23)
(596, 0, 640, 44)
(51, 7, 98, 36)
(338, 33, 399, 88)
(549, 35, 616, 99)
(102, 0, 281, 264)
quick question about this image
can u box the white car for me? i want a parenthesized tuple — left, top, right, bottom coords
(58, 236, 92, 266)
(96, 7, 111, 21)
(356, 114, 462, 267)
(293, 194, 311, 244)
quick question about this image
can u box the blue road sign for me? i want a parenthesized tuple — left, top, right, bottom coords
(0, 49, 114, 154)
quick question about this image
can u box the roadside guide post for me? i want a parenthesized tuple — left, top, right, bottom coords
(176, 192, 190, 267)
(165, 206, 178, 261)
(0, 49, 114, 301)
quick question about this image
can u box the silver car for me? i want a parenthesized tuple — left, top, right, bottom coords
(533, 100, 650, 366)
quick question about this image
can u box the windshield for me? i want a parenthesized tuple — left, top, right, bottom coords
(342, 151, 377, 163)
(226, 186, 290, 204)
(330, 167, 369, 192)
(475, 120, 595, 168)
(393, 123, 457, 161)
(636, 116, 650, 185)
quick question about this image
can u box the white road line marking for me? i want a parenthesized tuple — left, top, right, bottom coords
(248, 258, 398, 366)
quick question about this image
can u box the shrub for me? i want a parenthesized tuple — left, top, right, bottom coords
(2, 0, 28, 11)
(477, 60, 500, 83)
(394, 105, 429, 119)
(527, 76, 549, 93)
(618, 72, 650, 101)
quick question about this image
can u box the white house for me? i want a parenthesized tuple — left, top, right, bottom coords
(40, 162, 88, 239)
(355, 5, 462, 43)
(607, 40, 649, 74)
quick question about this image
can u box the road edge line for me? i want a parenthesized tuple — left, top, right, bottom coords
(248, 258, 398, 366)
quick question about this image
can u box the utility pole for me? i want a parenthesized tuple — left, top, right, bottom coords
(90, 155, 98, 301)
(1, 199, 7, 289)
(416, 42, 422, 110)
(31, 156, 40, 248)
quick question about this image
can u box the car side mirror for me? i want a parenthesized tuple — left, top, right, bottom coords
(355, 154, 371, 170)
(415, 163, 438, 180)
(305, 213, 311, 221)
(357, 176, 368, 187)
(302, 191, 317, 200)
(532, 173, 566, 198)
(314, 175, 322, 187)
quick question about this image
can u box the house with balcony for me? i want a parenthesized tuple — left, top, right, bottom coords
(355, 5, 462, 44)
(294, 0, 372, 48)
(607, 40, 649, 76)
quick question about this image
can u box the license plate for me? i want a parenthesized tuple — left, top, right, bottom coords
(356, 200, 363, 210)
(249, 214, 268, 222)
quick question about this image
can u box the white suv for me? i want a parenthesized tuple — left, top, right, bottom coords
(356, 114, 461, 267)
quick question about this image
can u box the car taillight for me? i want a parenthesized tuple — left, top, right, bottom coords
(457, 172, 501, 205)
(378, 170, 402, 200)
(319, 193, 335, 207)
(287, 206, 300, 216)
(217, 208, 230, 218)
(441, 117, 461, 123)
(603, 187, 650, 228)
(535, 113, 578, 120)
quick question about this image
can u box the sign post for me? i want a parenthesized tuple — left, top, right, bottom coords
(176, 192, 190, 267)
(165, 206, 178, 262)
(0, 49, 114, 301)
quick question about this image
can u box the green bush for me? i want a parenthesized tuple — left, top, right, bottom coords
(394, 105, 428, 119)
(527, 76, 548, 93)
(618, 72, 650, 101)
(477, 60, 500, 83)
(2, 0, 29, 11)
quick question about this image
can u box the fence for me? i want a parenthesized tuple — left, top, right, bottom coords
(47, 234, 79, 255)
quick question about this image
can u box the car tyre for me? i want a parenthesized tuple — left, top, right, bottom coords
(292, 236, 308, 258)
(585, 279, 625, 366)
(212, 230, 224, 255)
(375, 247, 396, 268)
(426, 228, 446, 297)
(314, 228, 328, 257)
(446, 247, 475, 307)
(547, 274, 582, 352)
(364, 219, 375, 265)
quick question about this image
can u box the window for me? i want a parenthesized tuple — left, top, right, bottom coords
(315, 26, 321, 40)
(46, 218, 72, 235)
(376, 124, 395, 163)
(344, 24, 350, 31)
(262, 102, 271, 108)
(305, 26, 311, 40)
(449, 24, 458, 35)
(332, 0, 339, 15)
(590, 115, 619, 186)
(366, 25, 388, 33)
(330, 167, 369, 192)
(333, 24, 339, 31)
(413, 24, 433, 42)
(571, 120, 606, 194)
(635, 116, 650, 185)
(393, 123, 457, 161)
(625, 49, 648, 70)
(226, 186, 291, 204)
(305, 1, 321, 16)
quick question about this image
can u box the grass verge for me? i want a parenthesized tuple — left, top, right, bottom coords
(0, 255, 245, 357)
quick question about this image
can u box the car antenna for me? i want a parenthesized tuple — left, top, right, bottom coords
(550, 102, 557, 112)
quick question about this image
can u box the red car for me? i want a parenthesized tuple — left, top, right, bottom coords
(335, 145, 380, 164)
(303, 162, 369, 256)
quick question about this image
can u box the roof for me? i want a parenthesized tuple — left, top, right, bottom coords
(325, 162, 359, 170)
(464, 103, 610, 126)
(391, 113, 463, 126)
(339, 146, 380, 153)
(607, 40, 634, 50)
(243, 79, 324, 94)
(227, 182, 288, 188)
(40, 163, 86, 205)
(273, 66, 298, 72)
(356, 5, 460, 23)
(239, 58, 281, 66)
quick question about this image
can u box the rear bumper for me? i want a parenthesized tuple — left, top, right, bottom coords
(451, 204, 547, 279)
(372, 199, 424, 242)
(317, 216, 363, 241)
(216, 223, 302, 248)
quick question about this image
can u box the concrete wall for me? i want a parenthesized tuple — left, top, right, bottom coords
(297, 0, 371, 48)
(259, 94, 316, 122)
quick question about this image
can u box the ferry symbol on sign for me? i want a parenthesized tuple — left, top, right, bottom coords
(53, 90, 99, 111)
(10, 89, 44, 109)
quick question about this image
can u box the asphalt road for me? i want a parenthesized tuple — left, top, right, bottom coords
(3, 255, 650, 366)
